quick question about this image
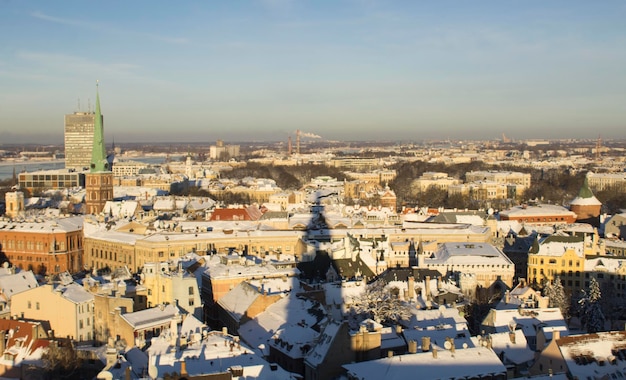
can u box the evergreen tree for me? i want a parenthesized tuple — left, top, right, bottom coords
(546, 277, 569, 319)
(579, 277, 605, 333)
(543, 280, 555, 302)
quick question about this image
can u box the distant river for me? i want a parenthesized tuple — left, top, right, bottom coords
(0, 156, 169, 181)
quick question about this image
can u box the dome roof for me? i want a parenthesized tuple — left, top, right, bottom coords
(570, 176, 602, 206)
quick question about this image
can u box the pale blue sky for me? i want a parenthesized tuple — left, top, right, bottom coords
(1, 1, 625, 143)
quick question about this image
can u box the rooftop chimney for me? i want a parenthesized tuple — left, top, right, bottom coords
(424, 276, 431, 301)
(421, 336, 431, 352)
(180, 359, 187, 377)
(407, 276, 415, 299)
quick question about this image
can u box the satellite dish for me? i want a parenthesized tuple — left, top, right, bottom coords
(148, 365, 158, 380)
(444, 340, 452, 350)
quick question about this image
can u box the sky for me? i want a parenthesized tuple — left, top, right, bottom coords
(1, 0, 625, 144)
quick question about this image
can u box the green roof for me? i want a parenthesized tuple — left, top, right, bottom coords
(578, 176, 595, 199)
(90, 83, 109, 173)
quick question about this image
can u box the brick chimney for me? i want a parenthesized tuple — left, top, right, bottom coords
(180, 359, 187, 377)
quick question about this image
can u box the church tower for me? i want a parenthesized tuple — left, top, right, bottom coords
(85, 83, 113, 214)
(569, 175, 602, 227)
(4, 191, 25, 219)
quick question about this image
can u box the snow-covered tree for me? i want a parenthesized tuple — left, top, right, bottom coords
(544, 276, 569, 319)
(348, 279, 411, 328)
(579, 277, 605, 333)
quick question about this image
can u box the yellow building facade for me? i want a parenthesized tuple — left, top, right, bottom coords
(526, 235, 599, 291)
(11, 283, 94, 342)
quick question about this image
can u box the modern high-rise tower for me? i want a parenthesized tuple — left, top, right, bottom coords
(85, 83, 113, 215)
(64, 105, 101, 170)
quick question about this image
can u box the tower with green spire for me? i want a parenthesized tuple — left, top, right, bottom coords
(85, 82, 113, 214)
(569, 174, 602, 227)
(90, 83, 109, 172)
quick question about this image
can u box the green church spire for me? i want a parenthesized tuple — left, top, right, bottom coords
(90, 81, 109, 172)
(578, 176, 594, 199)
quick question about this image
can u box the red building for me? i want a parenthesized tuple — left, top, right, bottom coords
(499, 204, 577, 225)
(0, 216, 84, 275)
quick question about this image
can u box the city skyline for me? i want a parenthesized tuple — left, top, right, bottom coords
(1, 1, 626, 144)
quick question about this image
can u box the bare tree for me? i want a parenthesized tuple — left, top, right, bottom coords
(348, 279, 411, 328)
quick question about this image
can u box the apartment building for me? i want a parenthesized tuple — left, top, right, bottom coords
(411, 172, 460, 193)
(141, 261, 202, 319)
(527, 235, 589, 290)
(421, 242, 515, 292)
(465, 170, 531, 190)
(11, 282, 95, 342)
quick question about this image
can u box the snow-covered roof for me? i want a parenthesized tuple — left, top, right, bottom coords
(322, 280, 366, 310)
(426, 242, 513, 266)
(343, 346, 507, 380)
(0, 270, 38, 299)
(200, 254, 299, 281)
(305, 322, 343, 366)
(380, 326, 406, 350)
(533, 235, 585, 257)
(102, 200, 140, 218)
(55, 282, 94, 304)
(403, 306, 473, 351)
(217, 282, 262, 322)
(500, 204, 576, 218)
(0, 215, 83, 234)
(121, 304, 179, 330)
(558, 331, 626, 380)
(146, 328, 296, 379)
(585, 257, 626, 273)
(482, 307, 568, 338)
(472, 330, 534, 365)
(271, 324, 319, 359)
(455, 214, 486, 226)
(239, 293, 323, 357)
(570, 195, 602, 206)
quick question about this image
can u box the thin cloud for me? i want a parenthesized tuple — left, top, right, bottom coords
(30, 11, 92, 28)
(30, 11, 190, 45)
(17, 50, 141, 74)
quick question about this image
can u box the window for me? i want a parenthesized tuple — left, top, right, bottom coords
(28, 301, 31, 309)
(188, 287, 194, 295)
(36, 302, 40, 310)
